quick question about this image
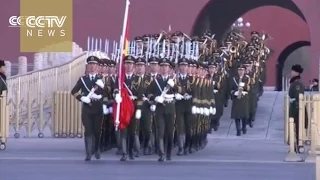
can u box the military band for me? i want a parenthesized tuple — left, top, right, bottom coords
(71, 28, 272, 161)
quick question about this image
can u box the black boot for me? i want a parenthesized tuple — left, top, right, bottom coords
(134, 135, 141, 157)
(242, 119, 247, 134)
(84, 136, 93, 161)
(120, 137, 127, 161)
(235, 119, 241, 136)
(158, 139, 165, 162)
(120, 153, 127, 161)
(176, 135, 184, 156)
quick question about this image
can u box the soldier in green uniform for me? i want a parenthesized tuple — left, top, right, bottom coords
(71, 56, 105, 161)
(0, 60, 7, 95)
(147, 58, 182, 162)
(208, 60, 223, 131)
(244, 59, 259, 128)
(174, 57, 193, 155)
(288, 64, 305, 152)
(112, 55, 144, 161)
(230, 64, 251, 136)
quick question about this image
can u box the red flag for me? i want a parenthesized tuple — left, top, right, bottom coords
(112, 0, 134, 130)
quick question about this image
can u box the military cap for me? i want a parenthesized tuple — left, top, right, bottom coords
(100, 58, 108, 66)
(191, 36, 200, 42)
(312, 78, 319, 83)
(108, 60, 116, 67)
(171, 31, 183, 37)
(194, 61, 200, 68)
(0, 59, 5, 67)
(86, 56, 99, 64)
(199, 62, 208, 69)
(135, 57, 147, 65)
(178, 57, 189, 65)
(134, 36, 143, 41)
(148, 57, 159, 64)
(97, 59, 104, 66)
(124, 55, 135, 63)
(208, 60, 217, 67)
(142, 34, 149, 41)
(159, 58, 170, 66)
(238, 64, 246, 70)
(291, 64, 303, 74)
(251, 31, 259, 37)
(170, 61, 176, 69)
(153, 34, 160, 39)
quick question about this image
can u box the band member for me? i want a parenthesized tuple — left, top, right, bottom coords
(71, 56, 105, 161)
(147, 58, 182, 162)
(113, 55, 144, 161)
(230, 64, 250, 136)
(288, 64, 305, 153)
(0, 60, 7, 95)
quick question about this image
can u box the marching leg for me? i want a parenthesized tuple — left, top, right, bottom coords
(120, 129, 128, 161)
(241, 118, 247, 134)
(84, 136, 93, 161)
(235, 119, 241, 136)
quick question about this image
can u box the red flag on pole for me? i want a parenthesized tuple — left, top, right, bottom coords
(112, 0, 134, 130)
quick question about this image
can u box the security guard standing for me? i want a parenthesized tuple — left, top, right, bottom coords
(288, 64, 305, 152)
(71, 56, 105, 161)
(147, 58, 182, 162)
(0, 60, 7, 95)
(230, 64, 250, 136)
(113, 55, 144, 161)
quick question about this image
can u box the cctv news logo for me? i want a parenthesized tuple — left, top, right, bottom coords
(9, 16, 67, 37)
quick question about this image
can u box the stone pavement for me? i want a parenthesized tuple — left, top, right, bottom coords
(0, 91, 316, 180)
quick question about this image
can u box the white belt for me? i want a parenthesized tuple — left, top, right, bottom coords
(164, 98, 174, 103)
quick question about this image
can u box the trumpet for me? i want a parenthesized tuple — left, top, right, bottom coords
(238, 80, 245, 99)
(230, 45, 237, 54)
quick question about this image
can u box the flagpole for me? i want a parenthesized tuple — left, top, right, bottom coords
(115, 0, 130, 131)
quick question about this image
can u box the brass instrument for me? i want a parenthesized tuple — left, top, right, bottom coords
(237, 78, 244, 99)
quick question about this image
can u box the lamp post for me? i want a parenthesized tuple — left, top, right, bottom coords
(232, 17, 250, 32)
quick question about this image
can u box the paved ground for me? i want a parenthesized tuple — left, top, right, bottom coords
(0, 91, 317, 180)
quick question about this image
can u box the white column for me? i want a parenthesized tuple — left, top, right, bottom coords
(33, 53, 43, 70)
(18, 56, 27, 75)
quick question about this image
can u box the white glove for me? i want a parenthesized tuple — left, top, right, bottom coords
(242, 91, 248, 95)
(115, 93, 122, 103)
(130, 96, 137, 100)
(91, 93, 102, 99)
(234, 91, 239, 96)
(239, 82, 245, 87)
(204, 108, 210, 116)
(199, 107, 204, 115)
(135, 109, 142, 119)
(155, 96, 164, 103)
(175, 93, 183, 100)
(167, 79, 175, 87)
(213, 89, 218, 93)
(142, 96, 149, 101)
(209, 107, 216, 115)
(212, 81, 215, 85)
(108, 107, 113, 114)
(103, 105, 109, 115)
(184, 93, 192, 100)
(95, 79, 104, 88)
(196, 107, 201, 114)
(191, 106, 197, 114)
(80, 96, 91, 104)
(289, 98, 295, 103)
(150, 105, 156, 111)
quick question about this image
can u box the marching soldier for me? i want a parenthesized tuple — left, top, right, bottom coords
(288, 64, 305, 152)
(71, 56, 105, 161)
(113, 55, 144, 161)
(0, 60, 7, 95)
(147, 58, 182, 161)
(208, 60, 223, 131)
(230, 64, 250, 136)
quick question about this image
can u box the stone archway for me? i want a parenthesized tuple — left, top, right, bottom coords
(191, 0, 306, 41)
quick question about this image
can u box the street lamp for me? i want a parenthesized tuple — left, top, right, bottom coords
(232, 17, 250, 30)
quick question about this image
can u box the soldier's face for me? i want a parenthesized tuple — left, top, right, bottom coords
(179, 64, 188, 74)
(160, 64, 170, 74)
(238, 68, 245, 76)
(107, 66, 116, 74)
(291, 70, 299, 77)
(124, 62, 134, 73)
(135, 64, 145, 74)
(208, 66, 216, 74)
(149, 63, 159, 73)
(87, 63, 98, 73)
(101, 66, 108, 73)
(0, 66, 5, 73)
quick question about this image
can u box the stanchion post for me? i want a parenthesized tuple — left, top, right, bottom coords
(285, 117, 303, 162)
(316, 147, 320, 180)
(284, 95, 289, 144)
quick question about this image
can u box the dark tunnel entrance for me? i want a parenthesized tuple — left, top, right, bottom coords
(191, 0, 307, 41)
(275, 41, 311, 91)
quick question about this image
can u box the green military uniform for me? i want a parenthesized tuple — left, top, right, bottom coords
(147, 58, 182, 162)
(113, 55, 144, 161)
(230, 64, 251, 136)
(71, 56, 105, 161)
(0, 60, 7, 95)
(288, 64, 305, 152)
(175, 57, 194, 156)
